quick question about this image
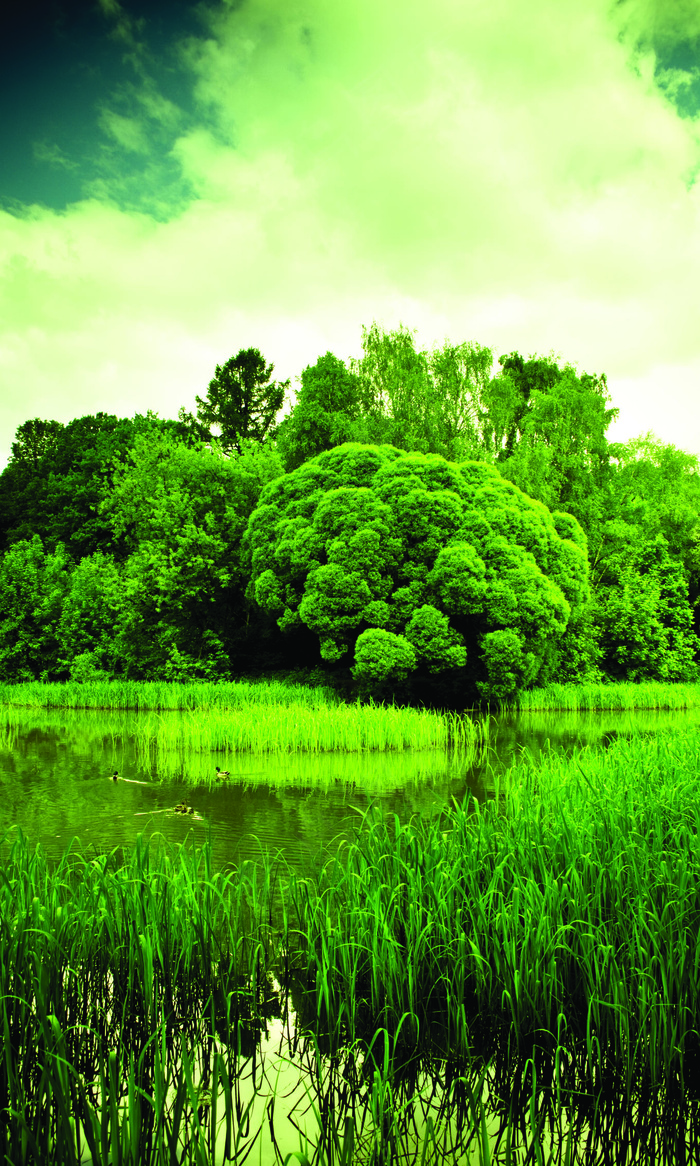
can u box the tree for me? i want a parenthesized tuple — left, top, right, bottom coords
(595, 534, 699, 681)
(349, 323, 495, 461)
(99, 431, 284, 678)
(601, 433, 700, 591)
(590, 433, 700, 674)
(0, 412, 187, 558)
(9, 418, 64, 470)
(57, 552, 126, 679)
(243, 442, 593, 703)
(277, 352, 362, 471)
(192, 348, 289, 454)
(0, 537, 71, 680)
(493, 355, 618, 539)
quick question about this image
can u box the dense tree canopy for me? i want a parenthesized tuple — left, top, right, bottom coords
(0, 412, 189, 558)
(243, 443, 593, 701)
(0, 327, 697, 696)
(97, 431, 284, 678)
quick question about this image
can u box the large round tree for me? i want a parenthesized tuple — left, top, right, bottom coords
(243, 443, 593, 701)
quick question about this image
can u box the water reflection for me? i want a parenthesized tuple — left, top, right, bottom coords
(1, 703, 698, 866)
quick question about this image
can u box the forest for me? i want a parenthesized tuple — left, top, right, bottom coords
(1, 322, 698, 705)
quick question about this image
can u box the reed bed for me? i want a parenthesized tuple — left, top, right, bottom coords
(0, 830, 494, 1165)
(512, 679, 700, 711)
(8, 722, 700, 1162)
(0, 829, 286, 1165)
(133, 702, 483, 757)
(0, 677, 337, 712)
(283, 725, 700, 1162)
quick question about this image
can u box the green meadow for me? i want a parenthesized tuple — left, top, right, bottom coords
(2, 699, 700, 1162)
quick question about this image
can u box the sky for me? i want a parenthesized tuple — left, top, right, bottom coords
(2, 0, 700, 467)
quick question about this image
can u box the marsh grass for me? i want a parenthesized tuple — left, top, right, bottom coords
(0, 677, 337, 712)
(0, 680, 486, 757)
(513, 679, 700, 711)
(283, 725, 700, 1163)
(7, 723, 700, 1162)
(0, 829, 282, 1165)
(132, 702, 483, 761)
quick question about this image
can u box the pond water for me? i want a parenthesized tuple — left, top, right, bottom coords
(1, 703, 698, 867)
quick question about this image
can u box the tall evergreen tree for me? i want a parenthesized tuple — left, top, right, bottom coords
(192, 348, 289, 454)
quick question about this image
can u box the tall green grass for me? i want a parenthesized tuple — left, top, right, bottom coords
(133, 702, 483, 759)
(0, 680, 486, 756)
(6, 722, 700, 1162)
(284, 725, 700, 1162)
(512, 679, 700, 711)
(0, 830, 284, 1165)
(0, 677, 337, 712)
(0, 830, 494, 1165)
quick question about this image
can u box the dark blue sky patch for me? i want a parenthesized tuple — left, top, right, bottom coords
(1, 0, 207, 214)
(655, 39, 700, 120)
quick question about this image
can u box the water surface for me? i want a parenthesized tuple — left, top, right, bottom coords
(1, 704, 697, 866)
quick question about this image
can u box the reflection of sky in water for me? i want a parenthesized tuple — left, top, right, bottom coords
(1, 705, 697, 868)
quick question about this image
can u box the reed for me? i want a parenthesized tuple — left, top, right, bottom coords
(7, 720, 700, 1162)
(284, 724, 700, 1161)
(0, 677, 337, 712)
(133, 702, 484, 759)
(511, 679, 700, 711)
(0, 829, 493, 1165)
(0, 829, 282, 1164)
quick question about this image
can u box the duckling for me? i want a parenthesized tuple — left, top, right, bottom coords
(215, 766, 231, 779)
(173, 801, 194, 815)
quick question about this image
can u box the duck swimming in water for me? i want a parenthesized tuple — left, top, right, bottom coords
(110, 771, 119, 782)
(215, 766, 231, 779)
(173, 802, 194, 815)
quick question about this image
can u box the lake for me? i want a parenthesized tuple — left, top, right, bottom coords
(2, 702, 698, 866)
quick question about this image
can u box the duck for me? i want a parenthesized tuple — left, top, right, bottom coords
(173, 801, 194, 815)
(110, 771, 119, 782)
(215, 766, 231, 779)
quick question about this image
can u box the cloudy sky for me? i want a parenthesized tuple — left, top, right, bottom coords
(2, 0, 700, 467)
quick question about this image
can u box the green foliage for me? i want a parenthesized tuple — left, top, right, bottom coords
(0, 412, 184, 558)
(353, 629, 417, 684)
(494, 355, 618, 535)
(244, 443, 592, 702)
(589, 436, 700, 681)
(99, 431, 284, 678)
(192, 347, 289, 454)
(479, 628, 536, 703)
(601, 433, 700, 603)
(0, 537, 70, 680)
(56, 552, 125, 679)
(349, 322, 494, 460)
(277, 352, 361, 471)
(404, 604, 467, 672)
(595, 534, 699, 681)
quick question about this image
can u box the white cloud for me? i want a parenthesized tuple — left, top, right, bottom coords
(2, 0, 700, 465)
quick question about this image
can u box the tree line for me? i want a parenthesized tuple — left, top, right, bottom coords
(0, 325, 698, 703)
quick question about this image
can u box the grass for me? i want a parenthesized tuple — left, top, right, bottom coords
(511, 679, 700, 711)
(0, 677, 337, 712)
(283, 724, 700, 1162)
(0, 679, 487, 756)
(0, 830, 282, 1165)
(132, 702, 484, 759)
(6, 721, 700, 1161)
